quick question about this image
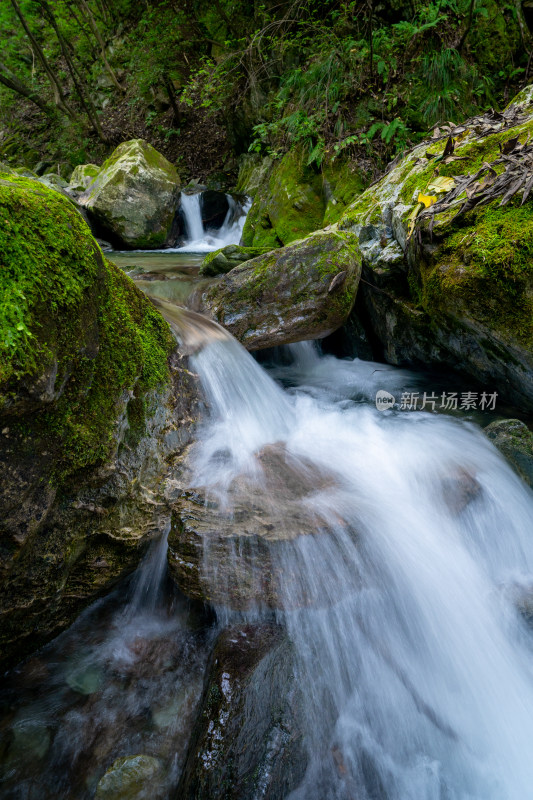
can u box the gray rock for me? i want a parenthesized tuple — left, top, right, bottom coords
(78, 139, 180, 249)
(176, 623, 306, 800)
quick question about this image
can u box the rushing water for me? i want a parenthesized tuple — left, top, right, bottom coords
(186, 327, 533, 800)
(2, 310, 533, 799)
(175, 192, 251, 253)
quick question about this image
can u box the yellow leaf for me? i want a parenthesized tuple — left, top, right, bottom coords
(427, 176, 456, 194)
(453, 128, 470, 144)
(418, 193, 437, 208)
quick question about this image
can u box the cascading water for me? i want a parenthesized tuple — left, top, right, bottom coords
(184, 323, 533, 800)
(176, 191, 251, 253)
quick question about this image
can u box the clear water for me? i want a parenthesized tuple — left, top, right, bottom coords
(188, 333, 533, 800)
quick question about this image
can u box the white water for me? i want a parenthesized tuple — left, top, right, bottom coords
(188, 332, 533, 800)
(175, 192, 251, 253)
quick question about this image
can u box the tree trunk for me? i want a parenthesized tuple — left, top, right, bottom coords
(9, 0, 76, 119)
(74, 0, 125, 94)
(163, 74, 182, 124)
(39, 0, 107, 141)
(0, 61, 55, 115)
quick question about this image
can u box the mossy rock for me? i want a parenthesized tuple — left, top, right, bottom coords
(78, 139, 180, 249)
(338, 84, 533, 411)
(69, 162, 100, 191)
(485, 419, 533, 488)
(196, 229, 362, 350)
(0, 174, 198, 669)
(199, 244, 274, 276)
(240, 149, 325, 248)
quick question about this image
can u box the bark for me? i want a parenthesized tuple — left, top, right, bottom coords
(74, 0, 125, 93)
(163, 74, 182, 124)
(0, 61, 54, 115)
(39, 1, 107, 141)
(9, 0, 76, 118)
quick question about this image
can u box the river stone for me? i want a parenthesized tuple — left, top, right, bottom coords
(95, 754, 164, 800)
(338, 83, 533, 411)
(78, 139, 180, 248)
(484, 419, 533, 488)
(199, 244, 274, 276)
(176, 623, 306, 800)
(193, 229, 362, 350)
(167, 442, 351, 610)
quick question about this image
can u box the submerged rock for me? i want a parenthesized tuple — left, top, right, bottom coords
(78, 139, 180, 249)
(484, 419, 533, 488)
(199, 244, 274, 276)
(96, 754, 164, 800)
(167, 442, 350, 609)
(194, 229, 362, 350)
(176, 623, 306, 800)
(338, 84, 533, 410)
(0, 173, 199, 669)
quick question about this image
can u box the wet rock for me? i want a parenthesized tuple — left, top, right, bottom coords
(95, 754, 164, 800)
(0, 175, 200, 669)
(441, 468, 482, 514)
(339, 84, 533, 411)
(199, 244, 274, 277)
(200, 190, 229, 229)
(167, 442, 350, 610)
(194, 229, 362, 350)
(484, 419, 533, 488)
(176, 623, 306, 800)
(78, 139, 180, 249)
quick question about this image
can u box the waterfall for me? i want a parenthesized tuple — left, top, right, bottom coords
(175, 192, 251, 253)
(186, 323, 533, 800)
(180, 192, 205, 243)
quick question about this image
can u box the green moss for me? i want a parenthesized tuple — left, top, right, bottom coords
(421, 198, 533, 347)
(322, 160, 367, 225)
(0, 175, 174, 480)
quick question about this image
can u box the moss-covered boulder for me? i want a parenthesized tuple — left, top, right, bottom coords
(193, 229, 361, 350)
(338, 85, 533, 411)
(238, 151, 368, 248)
(0, 173, 198, 669)
(69, 162, 100, 192)
(484, 419, 533, 488)
(240, 150, 326, 248)
(176, 624, 306, 800)
(199, 244, 274, 276)
(78, 140, 180, 249)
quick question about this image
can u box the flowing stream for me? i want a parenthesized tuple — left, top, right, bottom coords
(2, 314, 533, 799)
(185, 324, 533, 800)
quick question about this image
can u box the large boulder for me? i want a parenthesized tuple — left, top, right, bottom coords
(78, 140, 180, 249)
(176, 624, 306, 800)
(193, 229, 362, 350)
(0, 172, 198, 669)
(338, 84, 533, 410)
(237, 151, 368, 248)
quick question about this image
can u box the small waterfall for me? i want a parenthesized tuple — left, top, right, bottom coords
(175, 192, 251, 253)
(180, 192, 204, 242)
(186, 324, 533, 800)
